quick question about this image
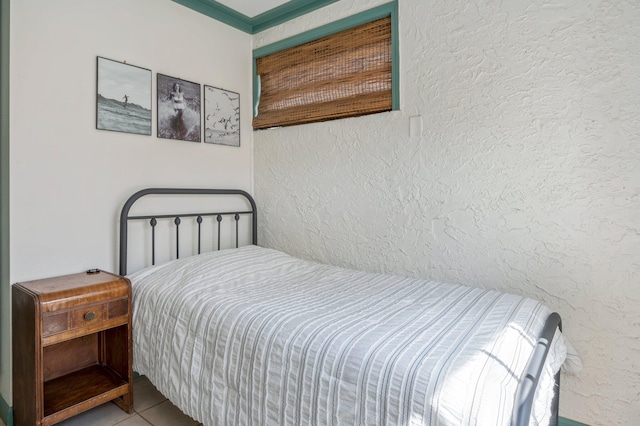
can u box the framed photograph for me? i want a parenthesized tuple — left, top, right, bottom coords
(157, 74, 201, 142)
(96, 57, 152, 135)
(204, 86, 240, 147)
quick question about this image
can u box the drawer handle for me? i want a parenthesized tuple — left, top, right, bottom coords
(84, 311, 96, 321)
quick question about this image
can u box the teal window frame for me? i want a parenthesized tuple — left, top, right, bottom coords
(252, 1, 399, 123)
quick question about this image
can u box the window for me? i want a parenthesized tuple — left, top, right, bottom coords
(253, 2, 398, 129)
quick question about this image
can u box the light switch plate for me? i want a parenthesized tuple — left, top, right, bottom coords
(409, 115, 422, 137)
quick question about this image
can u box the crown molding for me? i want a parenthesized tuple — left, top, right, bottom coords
(172, 0, 340, 34)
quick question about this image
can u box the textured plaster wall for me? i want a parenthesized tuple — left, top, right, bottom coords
(253, 0, 640, 424)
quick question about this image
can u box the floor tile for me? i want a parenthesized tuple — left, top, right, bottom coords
(134, 376, 167, 412)
(114, 414, 153, 425)
(138, 400, 198, 426)
(56, 401, 133, 426)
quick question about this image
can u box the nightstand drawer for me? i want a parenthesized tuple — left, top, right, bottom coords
(41, 297, 129, 343)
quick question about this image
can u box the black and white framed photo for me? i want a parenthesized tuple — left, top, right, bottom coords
(96, 57, 152, 135)
(157, 74, 201, 142)
(204, 86, 240, 147)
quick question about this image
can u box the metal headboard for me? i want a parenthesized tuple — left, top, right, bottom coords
(119, 188, 257, 276)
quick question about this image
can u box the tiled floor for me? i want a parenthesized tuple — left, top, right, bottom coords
(7, 376, 201, 426)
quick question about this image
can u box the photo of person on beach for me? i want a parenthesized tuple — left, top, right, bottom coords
(157, 74, 201, 142)
(96, 57, 151, 135)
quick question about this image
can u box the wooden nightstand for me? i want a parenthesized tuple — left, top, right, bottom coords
(12, 270, 133, 425)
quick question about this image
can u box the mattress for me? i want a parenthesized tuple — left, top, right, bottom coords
(128, 245, 566, 425)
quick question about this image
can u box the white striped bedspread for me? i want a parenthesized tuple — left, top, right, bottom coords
(128, 245, 567, 426)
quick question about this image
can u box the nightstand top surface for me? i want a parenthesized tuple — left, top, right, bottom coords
(14, 270, 129, 305)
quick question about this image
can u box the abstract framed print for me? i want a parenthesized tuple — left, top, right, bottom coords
(157, 74, 201, 142)
(96, 57, 152, 135)
(204, 85, 240, 147)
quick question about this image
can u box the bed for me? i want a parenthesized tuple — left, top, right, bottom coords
(119, 188, 570, 426)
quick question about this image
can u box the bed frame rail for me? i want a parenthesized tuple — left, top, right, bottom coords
(119, 188, 257, 276)
(512, 312, 562, 426)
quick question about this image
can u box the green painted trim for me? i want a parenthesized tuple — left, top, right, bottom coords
(172, 0, 340, 34)
(0, 0, 10, 423)
(0, 394, 12, 426)
(252, 59, 259, 117)
(389, 1, 399, 110)
(252, 1, 399, 119)
(251, 0, 340, 34)
(559, 417, 590, 426)
(172, 0, 252, 33)
(253, 2, 398, 58)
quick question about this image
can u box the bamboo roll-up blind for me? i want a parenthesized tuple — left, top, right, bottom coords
(253, 17, 392, 129)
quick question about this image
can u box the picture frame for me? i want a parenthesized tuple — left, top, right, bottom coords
(96, 57, 152, 136)
(204, 85, 240, 147)
(157, 73, 201, 142)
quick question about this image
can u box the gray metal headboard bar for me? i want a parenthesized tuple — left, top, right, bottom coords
(119, 188, 257, 276)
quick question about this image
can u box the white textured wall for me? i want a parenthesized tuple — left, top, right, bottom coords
(254, 0, 640, 424)
(5, 0, 252, 405)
